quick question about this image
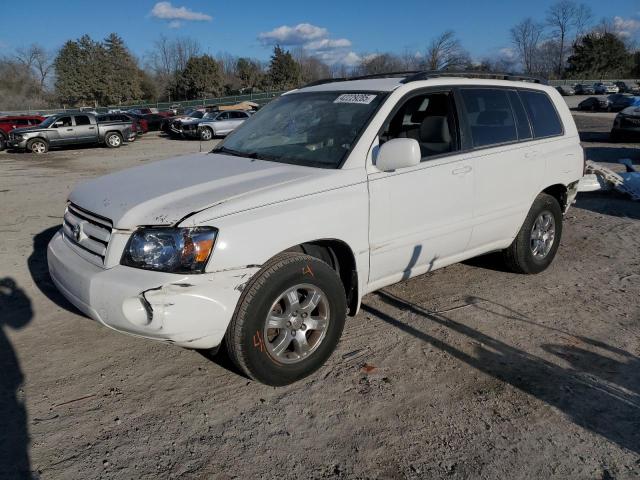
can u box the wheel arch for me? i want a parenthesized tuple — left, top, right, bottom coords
(283, 239, 359, 316)
(541, 183, 568, 211)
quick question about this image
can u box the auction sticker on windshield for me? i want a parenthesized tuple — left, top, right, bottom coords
(334, 94, 377, 104)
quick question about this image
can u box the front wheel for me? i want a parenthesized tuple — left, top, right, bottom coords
(502, 193, 563, 274)
(225, 252, 347, 386)
(0, 134, 6, 151)
(105, 132, 123, 148)
(27, 138, 48, 154)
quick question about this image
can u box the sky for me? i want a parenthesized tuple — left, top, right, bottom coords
(0, 0, 638, 66)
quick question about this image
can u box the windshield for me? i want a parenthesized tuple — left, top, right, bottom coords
(38, 116, 58, 128)
(214, 91, 385, 168)
(203, 112, 218, 120)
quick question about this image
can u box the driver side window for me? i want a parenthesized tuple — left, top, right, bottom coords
(52, 116, 72, 128)
(380, 92, 459, 160)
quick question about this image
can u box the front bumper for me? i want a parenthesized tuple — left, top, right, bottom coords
(47, 230, 255, 349)
(8, 138, 27, 149)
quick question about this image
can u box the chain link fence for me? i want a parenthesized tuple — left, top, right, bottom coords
(1, 91, 286, 116)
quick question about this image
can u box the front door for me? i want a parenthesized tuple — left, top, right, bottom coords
(48, 116, 75, 145)
(367, 90, 474, 289)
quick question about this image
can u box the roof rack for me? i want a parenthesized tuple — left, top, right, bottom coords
(400, 71, 546, 84)
(301, 70, 546, 89)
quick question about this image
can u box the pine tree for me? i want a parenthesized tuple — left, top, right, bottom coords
(268, 46, 301, 90)
(177, 55, 223, 100)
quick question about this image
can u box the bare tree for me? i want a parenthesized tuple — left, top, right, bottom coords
(546, 1, 592, 76)
(574, 3, 593, 38)
(511, 18, 545, 74)
(15, 44, 53, 89)
(356, 53, 404, 75)
(424, 31, 470, 70)
(147, 35, 201, 99)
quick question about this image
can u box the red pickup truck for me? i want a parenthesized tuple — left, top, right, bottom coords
(0, 115, 45, 150)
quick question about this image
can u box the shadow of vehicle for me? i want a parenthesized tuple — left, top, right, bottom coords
(27, 226, 78, 314)
(362, 290, 640, 454)
(0, 278, 34, 479)
(574, 193, 640, 220)
(584, 146, 640, 165)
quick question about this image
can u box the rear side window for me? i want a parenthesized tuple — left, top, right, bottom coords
(460, 89, 518, 148)
(75, 115, 91, 126)
(507, 91, 532, 140)
(519, 90, 563, 138)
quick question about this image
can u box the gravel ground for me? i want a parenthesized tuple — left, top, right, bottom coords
(0, 113, 639, 480)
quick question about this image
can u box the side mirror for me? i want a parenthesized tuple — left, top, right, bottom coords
(375, 138, 421, 172)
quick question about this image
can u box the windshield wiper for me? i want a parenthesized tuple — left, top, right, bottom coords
(212, 146, 276, 161)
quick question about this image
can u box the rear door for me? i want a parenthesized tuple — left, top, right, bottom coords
(214, 112, 233, 134)
(73, 115, 96, 143)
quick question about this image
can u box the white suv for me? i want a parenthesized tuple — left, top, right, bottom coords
(48, 72, 583, 386)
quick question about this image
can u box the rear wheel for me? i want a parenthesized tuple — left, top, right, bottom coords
(105, 132, 122, 148)
(27, 138, 48, 154)
(0, 134, 6, 151)
(225, 252, 347, 386)
(502, 193, 562, 274)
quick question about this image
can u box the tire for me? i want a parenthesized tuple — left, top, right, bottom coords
(0, 134, 6, 151)
(105, 132, 123, 148)
(502, 193, 563, 274)
(225, 252, 347, 386)
(199, 127, 213, 141)
(27, 138, 48, 154)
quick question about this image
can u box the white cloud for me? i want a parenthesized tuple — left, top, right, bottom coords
(258, 23, 328, 46)
(150, 2, 212, 22)
(613, 16, 640, 38)
(258, 23, 358, 66)
(499, 47, 516, 59)
(304, 38, 352, 51)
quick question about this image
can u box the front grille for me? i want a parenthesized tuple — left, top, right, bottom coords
(622, 116, 640, 127)
(62, 203, 113, 264)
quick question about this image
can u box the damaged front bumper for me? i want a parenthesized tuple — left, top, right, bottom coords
(47, 230, 257, 349)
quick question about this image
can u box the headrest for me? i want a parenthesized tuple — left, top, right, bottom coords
(419, 116, 451, 143)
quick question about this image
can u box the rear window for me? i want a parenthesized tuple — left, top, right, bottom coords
(519, 90, 563, 138)
(75, 115, 91, 126)
(460, 88, 518, 148)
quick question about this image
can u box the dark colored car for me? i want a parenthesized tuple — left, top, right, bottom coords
(556, 85, 575, 96)
(614, 82, 630, 94)
(578, 97, 608, 111)
(606, 94, 640, 112)
(98, 113, 147, 135)
(0, 115, 45, 150)
(160, 108, 207, 133)
(140, 113, 165, 131)
(573, 84, 595, 95)
(611, 106, 640, 141)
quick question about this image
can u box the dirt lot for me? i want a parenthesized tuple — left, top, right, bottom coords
(0, 114, 639, 479)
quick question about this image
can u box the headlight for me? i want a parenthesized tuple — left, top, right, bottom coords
(122, 227, 217, 273)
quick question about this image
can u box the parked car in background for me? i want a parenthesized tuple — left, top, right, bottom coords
(614, 81, 630, 93)
(556, 85, 575, 96)
(611, 106, 640, 141)
(594, 82, 619, 94)
(0, 115, 45, 150)
(161, 108, 207, 133)
(578, 97, 608, 111)
(140, 113, 166, 131)
(98, 113, 147, 136)
(606, 94, 640, 112)
(47, 73, 583, 386)
(8, 113, 133, 153)
(630, 83, 640, 95)
(573, 84, 595, 95)
(175, 110, 251, 140)
(127, 108, 153, 115)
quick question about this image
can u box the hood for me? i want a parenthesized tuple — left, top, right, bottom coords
(179, 117, 204, 126)
(68, 153, 354, 229)
(11, 126, 44, 134)
(621, 106, 640, 116)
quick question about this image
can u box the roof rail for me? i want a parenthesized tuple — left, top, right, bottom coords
(301, 71, 421, 89)
(400, 71, 546, 84)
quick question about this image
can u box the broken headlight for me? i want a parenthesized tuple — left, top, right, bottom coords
(121, 227, 217, 273)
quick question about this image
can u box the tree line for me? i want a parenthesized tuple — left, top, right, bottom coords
(0, 1, 638, 110)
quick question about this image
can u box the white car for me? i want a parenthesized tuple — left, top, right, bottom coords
(48, 73, 584, 386)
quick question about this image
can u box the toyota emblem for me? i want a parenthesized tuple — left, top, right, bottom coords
(73, 224, 82, 242)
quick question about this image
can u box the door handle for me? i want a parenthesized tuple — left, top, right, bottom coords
(452, 165, 472, 175)
(89, 127, 95, 130)
(66, 128, 73, 131)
